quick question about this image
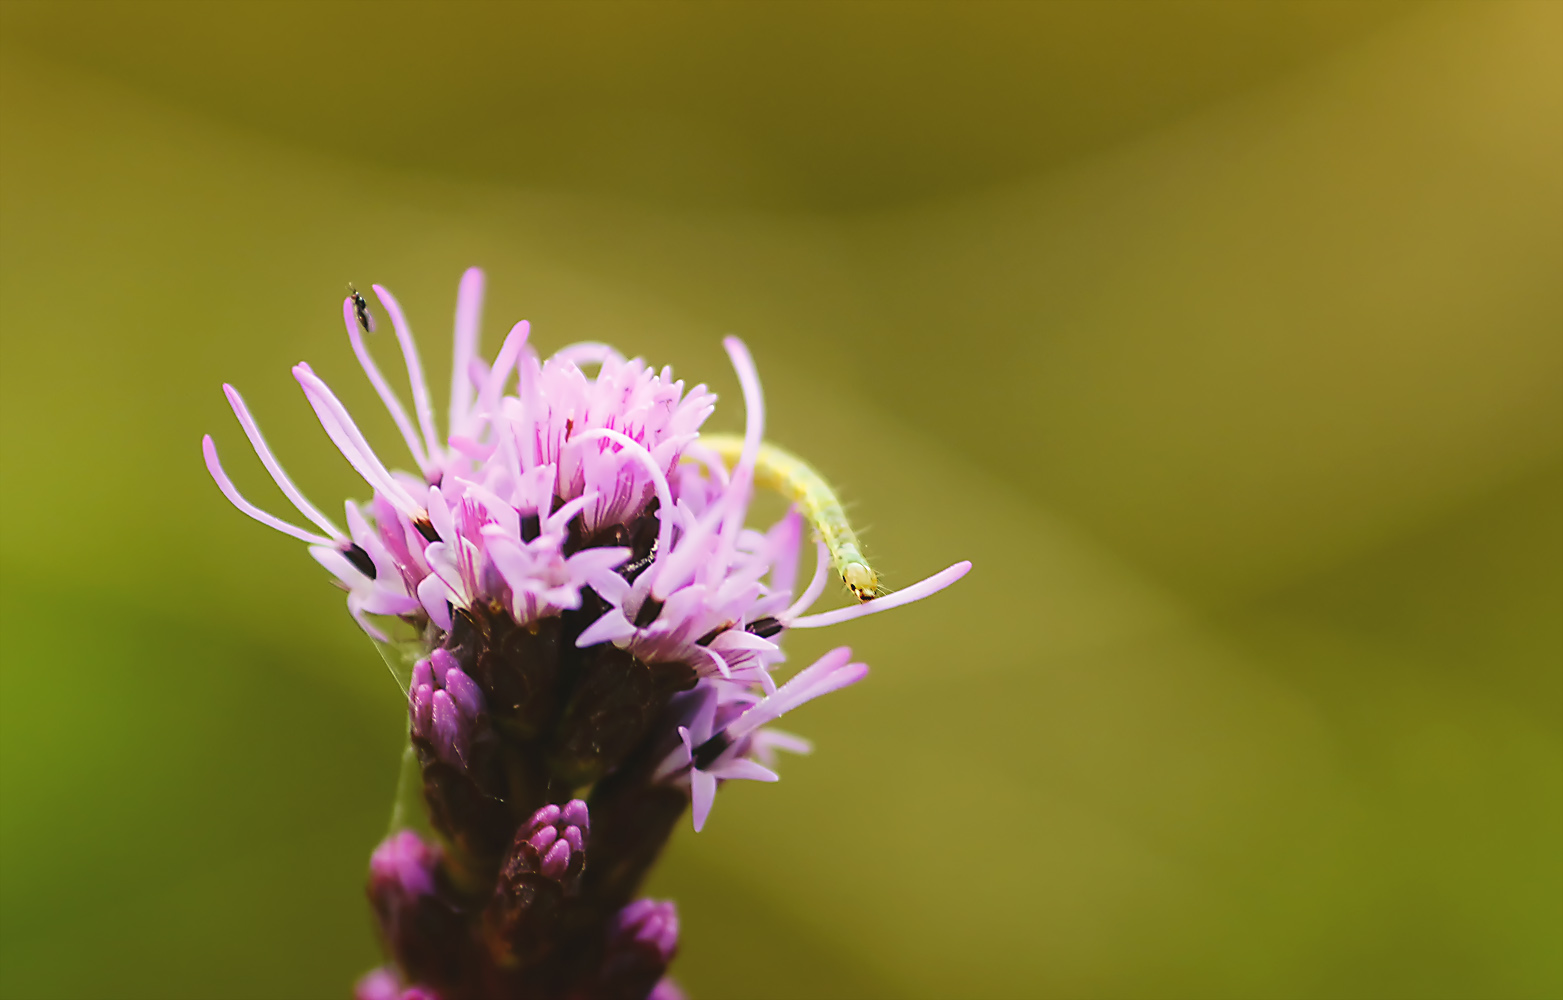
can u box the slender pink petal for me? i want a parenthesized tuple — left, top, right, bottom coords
(687, 687, 718, 743)
(203, 436, 335, 545)
(343, 299, 431, 472)
(478, 320, 530, 421)
(586, 567, 631, 605)
(343, 501, 397, 578)
(347, 597, 390, 642)
(221, 384, 345, 540)
(371, 284, 442, 462)
(649, 503, 721, 601)
(652, 742, 693, 785)
(447, 435, 493, 462)
(680, 441, 731, 488)
(787, 560, 972, 629)
(755, 729, 813, 757)
(466, 484, 519, 539)
(565, 546, 633, 577)
(707, 630, 776, 654)
(576, 608, 637, 648)
(467, 356, 490, 392)
(690, 767, 717, 832)
(546, 491, 599, 535)
(292, 364, 423, 517)
(703, 645, 732, 679)
(772, 645, 855, 700)
(781, 540, 831, 620)
(709, 758, 778, 783)
(311, 544, 368, 584)
(450, 267, 484, 432)
(727, 646, 863, 740)
(765, 509, 803, 596)
(417, 574, 453, 631)
(718, 337, 764, 547)
(551, 342, 623, 368)
(426, 485, 456, 546)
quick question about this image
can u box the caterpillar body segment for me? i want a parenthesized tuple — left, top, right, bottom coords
(699, 433, 880, 602)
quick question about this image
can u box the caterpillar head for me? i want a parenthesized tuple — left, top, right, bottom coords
(844, 562, 878, 603)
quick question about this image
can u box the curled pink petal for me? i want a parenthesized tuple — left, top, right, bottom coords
(787, 560, 972, 629)
(780, 540, 832, 620)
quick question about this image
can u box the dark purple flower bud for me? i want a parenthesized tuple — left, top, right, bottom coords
(369, 830, 437, 899)
(409, 654, 487, 773)
(513, 800, 589, 885)
(365, 832, 472, 991)
(613, 899, 679, 965)
(485, 799, 591, 964)
(592, 899, 681, 1000)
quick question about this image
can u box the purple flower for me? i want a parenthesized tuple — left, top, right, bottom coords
(204, 269, 969, 998)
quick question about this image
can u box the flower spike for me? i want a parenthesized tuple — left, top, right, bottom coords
(201, 270, 968, 998)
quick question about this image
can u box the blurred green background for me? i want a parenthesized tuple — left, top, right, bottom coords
(1, 1, 1559, 997)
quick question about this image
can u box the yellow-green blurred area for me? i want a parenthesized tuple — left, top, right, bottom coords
(1, 0, 1559, 996)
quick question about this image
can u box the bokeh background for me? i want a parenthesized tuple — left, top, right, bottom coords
(1, 2, 1559, 997)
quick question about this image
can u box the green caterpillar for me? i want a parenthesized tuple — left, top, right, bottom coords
(699, 433, 880, 602)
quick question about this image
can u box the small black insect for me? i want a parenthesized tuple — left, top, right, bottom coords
(347, 283, 376, 333)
